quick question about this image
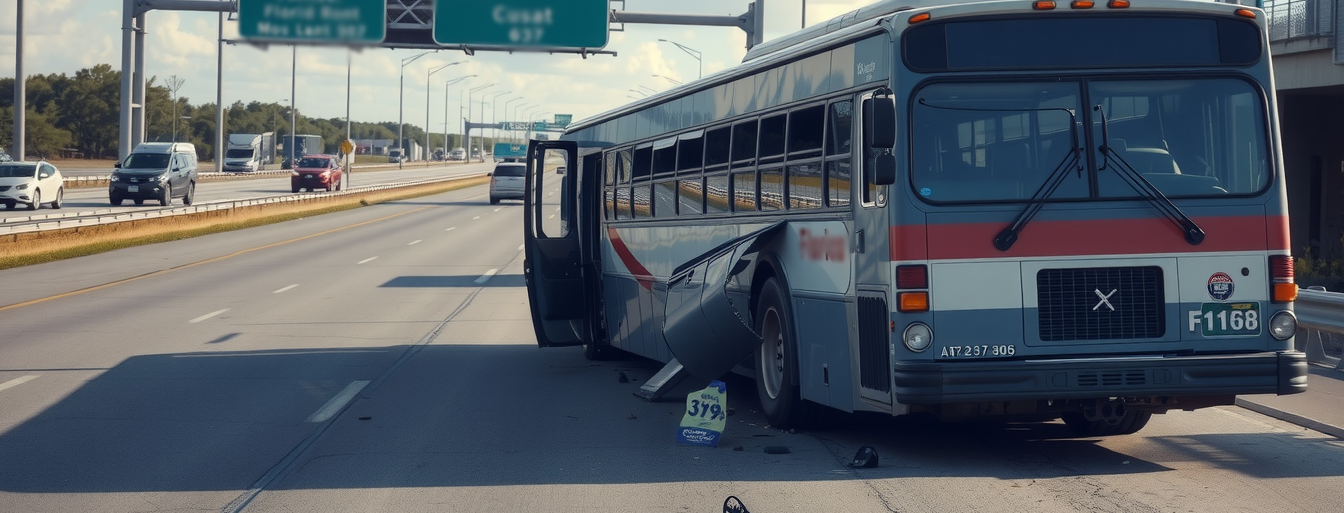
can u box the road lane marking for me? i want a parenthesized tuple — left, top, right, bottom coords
(190, 309, 230, 324)
(474, 269, 499, 284)
(518, 244, 525, 251)
(549, 214, 556, 219)
(494, 207, 502, 212)
(272, 284, 299, 294)
(473, 216, 481, 220)
(0, 207, 431, 314)
(357, 257, 378, 264)
(306, 380, 370, 423)
(408, 240, 422, 245)
(445, 227, 456, 232)
(0, 375, 39, 393)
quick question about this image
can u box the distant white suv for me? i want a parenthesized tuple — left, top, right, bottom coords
(0, 161, 64, 210)
(488, 163, 526, 204)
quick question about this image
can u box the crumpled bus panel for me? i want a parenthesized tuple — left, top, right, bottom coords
(663, 224, 785, 380)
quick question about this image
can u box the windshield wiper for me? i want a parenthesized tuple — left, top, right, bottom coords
(1094, 105, 1205, 245)
(916, 99, 1083, 251)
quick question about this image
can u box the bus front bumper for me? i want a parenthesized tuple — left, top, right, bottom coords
(892, 351, 1307, 406)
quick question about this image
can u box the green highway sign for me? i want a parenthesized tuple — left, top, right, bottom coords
(434, 1, 609, 49)
(554, 114, 572, 125)
(239, 0, 386, 44)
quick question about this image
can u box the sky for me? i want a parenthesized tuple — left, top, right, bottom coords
(0, 0, 874, 134)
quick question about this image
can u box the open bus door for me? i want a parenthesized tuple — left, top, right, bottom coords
(524, 140, 589, 347)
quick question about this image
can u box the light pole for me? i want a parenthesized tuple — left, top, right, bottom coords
(487, 91, 511, 143)
(289, 47, 296, 165)
(629, 89, 648, 97)
(504, 97, 524, 142)
(426, 61, 460, 164)
(511, 102, 531, 142)
(520, 105, 540, 141)
(658, 39, 702, 80)
(528, 110, 550, 141)
(444, 75, 475, 154)
(654, 74, 683, 86)
(467, 83, 494, 161)
(398, 50, 434, 168)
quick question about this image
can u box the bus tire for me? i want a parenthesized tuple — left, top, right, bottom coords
(754, 277, 812, 429)
(1062, 410, 1152, 436)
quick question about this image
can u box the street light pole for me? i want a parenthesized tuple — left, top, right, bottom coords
(654, 74, 683, 86)
(467, 83, 494, 162)
(13, 0, 24, 161)
(398, 50, 433, 169)
(487, 91, 511, 144)
(426, 61, 460, 164)
(443, 75, 475, 155)
(289, 46, 296, 165)
(504, 97, 524, 142)
(658, 39, 702, 80)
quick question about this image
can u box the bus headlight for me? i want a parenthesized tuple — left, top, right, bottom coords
(902, 323, 933, 352)
(1269, 311, 1297, 341)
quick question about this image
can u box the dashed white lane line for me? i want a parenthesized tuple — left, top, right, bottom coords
(358, 257, 378, 264)
(306, 380, 370, 423)
(473, 216, 481, 220)
(0, 375, 39, 393)
(474, 269, 500, 284)
(273, 284, 299, 294)
(549, 214, 556, 219)
(408, 240, 422, 245)
(190, 309, 230, 324)
(445, 227, 456, 232)
(494, 207, 503, 212)
(518, 244, 525, 251)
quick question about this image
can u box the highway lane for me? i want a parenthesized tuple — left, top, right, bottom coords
(0, 161, 494, 224)
(1, 179, 1343, 511)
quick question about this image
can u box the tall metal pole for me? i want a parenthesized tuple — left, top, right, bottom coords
(346, 48, 352, 185)
(289, 46, 296, 164)
(14, 0, 25, 161)
(425, 62, 459, 165)
(119, 0, 134, 161)
(397, 51, 432, 168)
(134, 13, 146, 147)
(802, 0, 806, 29)
(215, 10, 224, 172)
(467, 83, 494, 162)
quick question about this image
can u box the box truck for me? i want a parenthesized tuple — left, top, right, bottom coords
(222, 133, 274, 172)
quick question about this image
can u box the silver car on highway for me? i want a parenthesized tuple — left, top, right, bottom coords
(488, 163, 526, 204)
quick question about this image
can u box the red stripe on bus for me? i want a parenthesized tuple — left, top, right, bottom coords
(891, 215, 1289, 261)
(607, 227, 656, 291)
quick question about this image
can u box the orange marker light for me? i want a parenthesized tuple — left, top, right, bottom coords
(898, 292, 930, 312)
(1107, 0, 1130, 7)
(1273, 282, 1299, 302)
(909, 13, 932, 24)
(1033, 0, 1057, 9)
(1235, 8, 1257, 19)
(1072, 0, 1095, 8)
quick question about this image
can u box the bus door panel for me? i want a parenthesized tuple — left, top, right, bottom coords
(854, 92, 896, 409)
(524, 140, 588, 347)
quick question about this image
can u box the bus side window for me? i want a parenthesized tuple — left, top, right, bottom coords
(604, 150, 617, 220)
(826, 100, 854, 208)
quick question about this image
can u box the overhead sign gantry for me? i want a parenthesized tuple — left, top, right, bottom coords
(239, 0, 387, 44)
(432, 0, 610, 50)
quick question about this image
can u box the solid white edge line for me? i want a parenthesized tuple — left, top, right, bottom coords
(190, 309, 230, 324)
(409, 240, 422, 245)
(273, 284, 299, 294)
(474, 268, 499, 284)
(357, 257, 378, 264)
(0, 375, 39, 393)
(306, 380, 370, 423)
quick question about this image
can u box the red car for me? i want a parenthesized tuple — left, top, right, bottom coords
(290, 155, 343, 193)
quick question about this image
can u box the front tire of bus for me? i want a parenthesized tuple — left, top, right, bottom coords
(755, 278, 812, 429)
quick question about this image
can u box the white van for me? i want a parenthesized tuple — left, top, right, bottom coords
(111, 142, 198, 206)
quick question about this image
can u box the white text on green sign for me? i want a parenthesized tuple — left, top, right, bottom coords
(239, 0, 386, 44)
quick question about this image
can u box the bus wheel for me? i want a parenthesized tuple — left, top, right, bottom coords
(755, 278, 811, 429)
(1062, 410, 1152, 436)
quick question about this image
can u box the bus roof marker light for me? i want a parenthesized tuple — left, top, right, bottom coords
(1033, 1, 1057, 10)
(1107, 0, 1130, 8)
(908, 13, 932, 24)
(1235, 8, 1257, 19)
(1072, 1, 1095, 8)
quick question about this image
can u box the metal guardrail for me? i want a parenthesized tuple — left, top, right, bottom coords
(1293, 288, 1344, 369)
(3, 174, 485, 236)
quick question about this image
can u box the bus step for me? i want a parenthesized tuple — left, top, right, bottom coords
(634, 358, 688, 402)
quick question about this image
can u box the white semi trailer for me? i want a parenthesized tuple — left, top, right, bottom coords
(223, 133, 275, 172)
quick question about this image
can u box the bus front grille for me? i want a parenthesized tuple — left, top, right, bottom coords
(858, 295, 891, 393)
(1037, 266, 1164, 342)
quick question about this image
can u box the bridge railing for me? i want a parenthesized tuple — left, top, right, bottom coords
(1265, 0, 1335, 42)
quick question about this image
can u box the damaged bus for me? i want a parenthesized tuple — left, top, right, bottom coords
(522, 0, 1307, 435)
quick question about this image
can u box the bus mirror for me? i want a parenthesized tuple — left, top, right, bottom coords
(865, 96, 896, 149)
(873, 153, 897, 186)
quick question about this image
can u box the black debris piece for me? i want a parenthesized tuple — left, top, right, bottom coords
(849, 446, 879, 468)
(617, 371, 630, 383)
(763, 446, 790, 454)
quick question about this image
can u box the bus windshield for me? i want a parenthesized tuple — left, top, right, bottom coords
(911, 77, 1269, 203)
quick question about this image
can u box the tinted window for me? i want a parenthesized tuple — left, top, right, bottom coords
(731, 121, 758, 166)
(123, 153, 171, 169)
(906, 17, 1261, 71)
(298, 158, 330, 168)
(494, 165, 526, 177)
(0, 164, 36, 178)
(759, 114, 787, 160)
(788, 105, 825, 159)
(827, 101, 854, 156)
(705, 126, 731, 168)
